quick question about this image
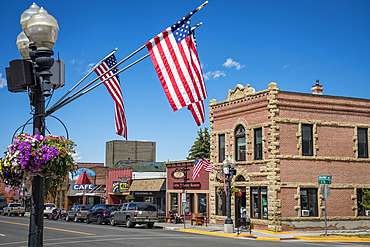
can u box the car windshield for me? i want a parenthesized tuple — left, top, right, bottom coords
(137, 203, 157, 211)
(45, 204, 55, 207)
(106, 205, 118, 211)
(81, 205, 92, 210)
(9, 204, 21, 207)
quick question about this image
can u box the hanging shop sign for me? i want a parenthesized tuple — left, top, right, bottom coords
(171, 168, 186, 179)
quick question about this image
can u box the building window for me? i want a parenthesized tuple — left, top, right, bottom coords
(235, 125, 246, 161)
(198, 193, 207, 217)
(216, 188, 226, 216)
(170, 193, 178, 214)
(254, 128, 262, 160)
(219, 134, 225, 163)
(302, 124, 313, 156)
(358, 128, 368, 158)
(357, 189, 370, 216)
(300, 188, 318, 217)
(251, 187, 267, 219)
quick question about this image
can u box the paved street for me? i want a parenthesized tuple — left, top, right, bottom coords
(1, 216, 370, 247)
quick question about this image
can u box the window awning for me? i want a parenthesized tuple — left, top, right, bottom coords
(129, 179, 165, 192)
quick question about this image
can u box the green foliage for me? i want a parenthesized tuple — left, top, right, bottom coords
(360, 189, 370, 211)
(187, 127, 210, 160)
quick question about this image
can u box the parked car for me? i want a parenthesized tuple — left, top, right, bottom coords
(0, 202, 7, 213)
(86, 204, 119, 225)
(157, 209, 166, 222)
(2, 203, 25, 216)
(110, 202, 158, 228)
(44, 203, 57, 218)
(66, 204, 93, 222)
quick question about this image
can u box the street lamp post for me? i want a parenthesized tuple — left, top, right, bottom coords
(15, 4, 59, 247)
(223, 156, 236, 233)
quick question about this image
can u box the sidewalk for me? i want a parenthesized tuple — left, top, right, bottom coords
(156, 222, 370, 242)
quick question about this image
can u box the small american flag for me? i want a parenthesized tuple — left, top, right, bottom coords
(94, 54, 127, 139)
(192, 158, 203, 180)
(5, 185, 12, 193)
(146, 13, 207, 125)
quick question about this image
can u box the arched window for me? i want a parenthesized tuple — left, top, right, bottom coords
(236, 175, 246, 181)
(235, 125, 246, 161)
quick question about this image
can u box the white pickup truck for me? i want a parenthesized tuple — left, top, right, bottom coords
(2, 203, 25, 216)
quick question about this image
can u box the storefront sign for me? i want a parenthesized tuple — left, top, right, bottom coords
(173, 182, 201, 189)
(72, 184, 95, 190)
(119, 182, 129, 191)
(72, 168, 96, 177)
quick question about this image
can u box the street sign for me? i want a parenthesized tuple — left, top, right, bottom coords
(319, 180, 332, 184)
(318, 175, 332, 180)
(324, 184, 330, 198)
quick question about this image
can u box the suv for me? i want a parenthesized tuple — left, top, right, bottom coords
(44, 203, 57, 218)
(0, 202, 7, 213)
(66, 204, 93, 222)
(110, 202, 158, 228)
(86, 204, 119, 225)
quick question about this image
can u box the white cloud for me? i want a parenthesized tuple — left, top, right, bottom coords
(222, 58, 244, 70)
(284, 64, 290, 68)
(72, 151, 83, 161)
(204, 70, 226, 81)
(0, 73, 7, 89)
(84, 63, 96, 74)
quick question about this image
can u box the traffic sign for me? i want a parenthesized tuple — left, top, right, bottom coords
(318, 175, 332, 180)
(319, 180, 332, 184)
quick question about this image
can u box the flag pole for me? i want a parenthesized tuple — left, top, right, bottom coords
(47, 45, 146, 114)
(46, 53, 150, 116)
(50, 48, 118, 110)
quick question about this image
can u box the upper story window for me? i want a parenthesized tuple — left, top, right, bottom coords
(219, 134, 225, 163)
(235, 125, 246, 161)
(302, 124, 313, 156)
(254, 128, 262, 160)
(358, 128, 368, 158)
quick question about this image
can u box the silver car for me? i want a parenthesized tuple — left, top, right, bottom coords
(110, 202, 158, 228)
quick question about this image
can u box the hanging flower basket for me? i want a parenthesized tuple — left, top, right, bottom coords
(125, 195, 135, 201)
(0, 133, 76, 188)
(217, 186, 242, 197)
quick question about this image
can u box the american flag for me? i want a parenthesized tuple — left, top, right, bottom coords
(201, 156, 213, 173)
(94, 54, 127, 139)
(146, 13, 207, 125)
(192, 158, 203, 180)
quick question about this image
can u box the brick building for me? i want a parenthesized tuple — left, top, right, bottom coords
(209, 81, 370, 232)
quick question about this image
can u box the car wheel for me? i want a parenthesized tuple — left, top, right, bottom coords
(110, 216, 116, 226)
(66, 215, 70, 222)
(126, 217, 133, 228)
(86, 216, 90, 224)
(97, 216, 102, 225)
(147, 223, 154, 229)
(74, 215, 79, 222)
(20, 213, 25, 217)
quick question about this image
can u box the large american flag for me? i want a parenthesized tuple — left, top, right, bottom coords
(146, 13, 207, 126)
(201, 156, 213, 173)
(94, 54, 127, 139)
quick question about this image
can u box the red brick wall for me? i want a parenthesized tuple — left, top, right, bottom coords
(278, 123, 299, 156)
(316, 126, 354, 158)
(279, 188, 297, 217)
(325, 189, 355, 217)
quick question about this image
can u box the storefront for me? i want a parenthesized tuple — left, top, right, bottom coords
(129, 178, 166, 211)
(107, 168, 132, 204)
(166, 160, 210, 223)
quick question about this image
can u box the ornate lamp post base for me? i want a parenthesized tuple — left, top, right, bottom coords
(224, 223, 234, 233)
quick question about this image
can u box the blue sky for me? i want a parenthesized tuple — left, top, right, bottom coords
(1, 0, 369, 163)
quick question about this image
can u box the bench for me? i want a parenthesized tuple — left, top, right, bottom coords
(165, 214, 175, 223)
(191, 213, 204, 226)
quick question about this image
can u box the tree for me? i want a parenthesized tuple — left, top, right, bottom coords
(187, 127, 210, 160)
(360, 189, 370, 211)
